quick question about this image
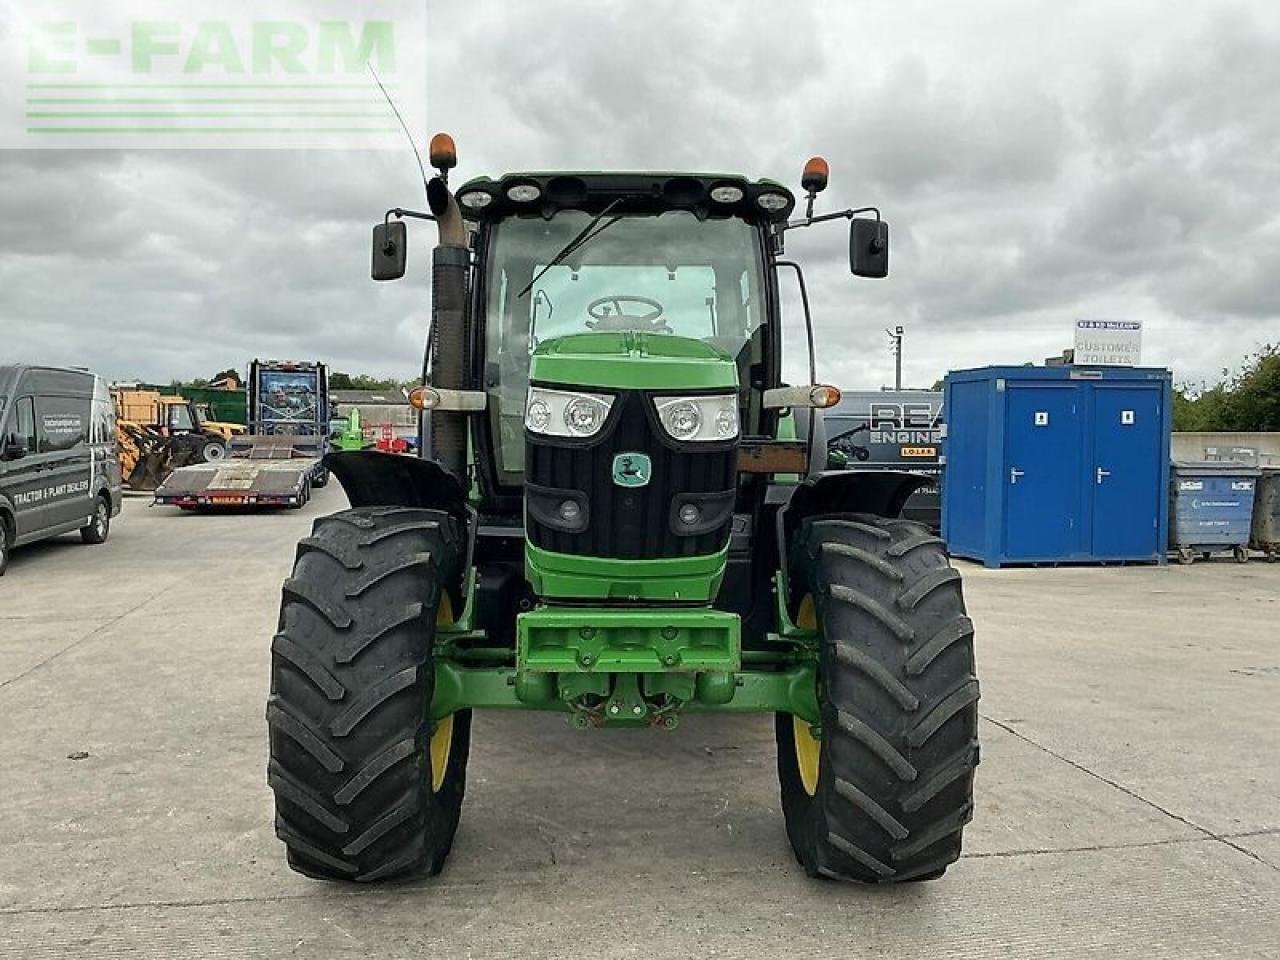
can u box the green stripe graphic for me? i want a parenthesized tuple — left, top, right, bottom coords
(27, 127, 401, 134)
(27, 82, 397, 89)
(28, 98, 380, 104)
(28, 112, 386, 118)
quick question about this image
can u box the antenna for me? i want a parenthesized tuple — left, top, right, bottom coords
(367, 62, 429, 206)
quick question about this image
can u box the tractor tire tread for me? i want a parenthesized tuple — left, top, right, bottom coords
(777, 512, 979, 884)
(335, 737, 418, 806)
(907, 616, 975, 677)
(267, 506, 468, 883)
(266, 698, 345, 773)
(271, 632, 345, 701)
(334, 603, 427, 665)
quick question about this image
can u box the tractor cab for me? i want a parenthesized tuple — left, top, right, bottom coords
(463, 181, 778, 492)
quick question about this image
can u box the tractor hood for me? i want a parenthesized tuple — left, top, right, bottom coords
(529, 331, 738, 392)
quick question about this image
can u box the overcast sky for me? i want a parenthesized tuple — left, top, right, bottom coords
(2, 0, 1278, 391)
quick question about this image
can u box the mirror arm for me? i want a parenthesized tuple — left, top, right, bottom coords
(783, 205, 881, 232)
(385, 207, 436, 224)
(378, 208, 436, 260)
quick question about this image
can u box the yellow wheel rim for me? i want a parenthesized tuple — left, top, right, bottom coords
(430, 593, 456, 794)
(793, 595, 821, 796)
(793, 716, 821, 796)
(429, 714, 454, 793)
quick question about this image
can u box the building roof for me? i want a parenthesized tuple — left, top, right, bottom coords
(331, 389, 409, 406)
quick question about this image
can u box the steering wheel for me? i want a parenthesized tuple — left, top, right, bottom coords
(586, 295, 669, 332)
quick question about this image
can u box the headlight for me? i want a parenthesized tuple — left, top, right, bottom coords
(755, 192, 790, 212)
(525, 387, 614, 438)
(457, 189, 494, 210)
(655, 394, 739, 442)
(709, 184, 744, 204)
(526, 397, 551, 432)
(506, 183, 542, 203)
(564, 396, 606, 434)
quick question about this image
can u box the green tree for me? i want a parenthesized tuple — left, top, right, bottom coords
(329, 372, 404, 392)
(1173, 345, 1280, 431)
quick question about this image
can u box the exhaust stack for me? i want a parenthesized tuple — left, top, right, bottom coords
(424, 136, 469, 485)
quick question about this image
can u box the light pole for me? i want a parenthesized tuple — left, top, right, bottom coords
(886, 325, 903, 389)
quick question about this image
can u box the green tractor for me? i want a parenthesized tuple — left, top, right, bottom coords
(267, 138, 979, 884)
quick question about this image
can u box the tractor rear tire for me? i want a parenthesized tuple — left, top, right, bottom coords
(776, 513, 979, 883)
(266, 505, 471, 882)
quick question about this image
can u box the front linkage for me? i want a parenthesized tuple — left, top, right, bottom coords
(431, 569, 821, 732)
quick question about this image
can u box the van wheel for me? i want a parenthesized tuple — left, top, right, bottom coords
(81, 496, 111, 545)
(0, 517, 11, 576)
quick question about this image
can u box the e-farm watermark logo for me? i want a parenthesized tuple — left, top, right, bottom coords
(1, 0, 426, 148)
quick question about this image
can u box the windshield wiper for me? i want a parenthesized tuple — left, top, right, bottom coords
(517, 198, 626, 298)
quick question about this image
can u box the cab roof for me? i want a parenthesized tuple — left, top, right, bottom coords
(454, 171, 796, 223)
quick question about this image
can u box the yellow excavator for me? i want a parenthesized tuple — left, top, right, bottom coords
(192, 401, 247, 444)
(113, 389, 246, 490)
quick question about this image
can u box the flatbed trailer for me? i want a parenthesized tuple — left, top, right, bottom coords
(153, 435, 326, 508)
(154, 359, 329, 510)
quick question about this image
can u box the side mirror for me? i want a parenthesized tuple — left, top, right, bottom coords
(3, 433, 28, 460)
(372, 220, 407, 281)
(850, 218, 889, 278)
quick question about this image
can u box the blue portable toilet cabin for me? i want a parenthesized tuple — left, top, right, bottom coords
(942, 365, 1172, 567)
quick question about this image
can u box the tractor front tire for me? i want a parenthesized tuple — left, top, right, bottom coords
(777, 514, 979, 883)
(266, 505, 471, 882)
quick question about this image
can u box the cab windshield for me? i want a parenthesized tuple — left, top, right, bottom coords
(166, 403, 196, 432)
(483, 210, 766, 482)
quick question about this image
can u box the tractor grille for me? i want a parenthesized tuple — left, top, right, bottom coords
(525, 389, 737, 560)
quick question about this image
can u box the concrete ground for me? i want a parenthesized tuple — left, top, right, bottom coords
(1, 488, 1277, 959)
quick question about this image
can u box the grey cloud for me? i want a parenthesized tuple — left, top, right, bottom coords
(1, 1, 1278, 391)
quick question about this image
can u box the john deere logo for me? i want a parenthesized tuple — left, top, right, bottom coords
(611, 452, 650, 487)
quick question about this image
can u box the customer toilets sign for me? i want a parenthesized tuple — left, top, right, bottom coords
(1074, 320, 1143, 366)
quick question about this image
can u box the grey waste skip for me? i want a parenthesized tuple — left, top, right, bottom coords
(1250, 466, 1280, 559)
(1169, 460, 1260, 563)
